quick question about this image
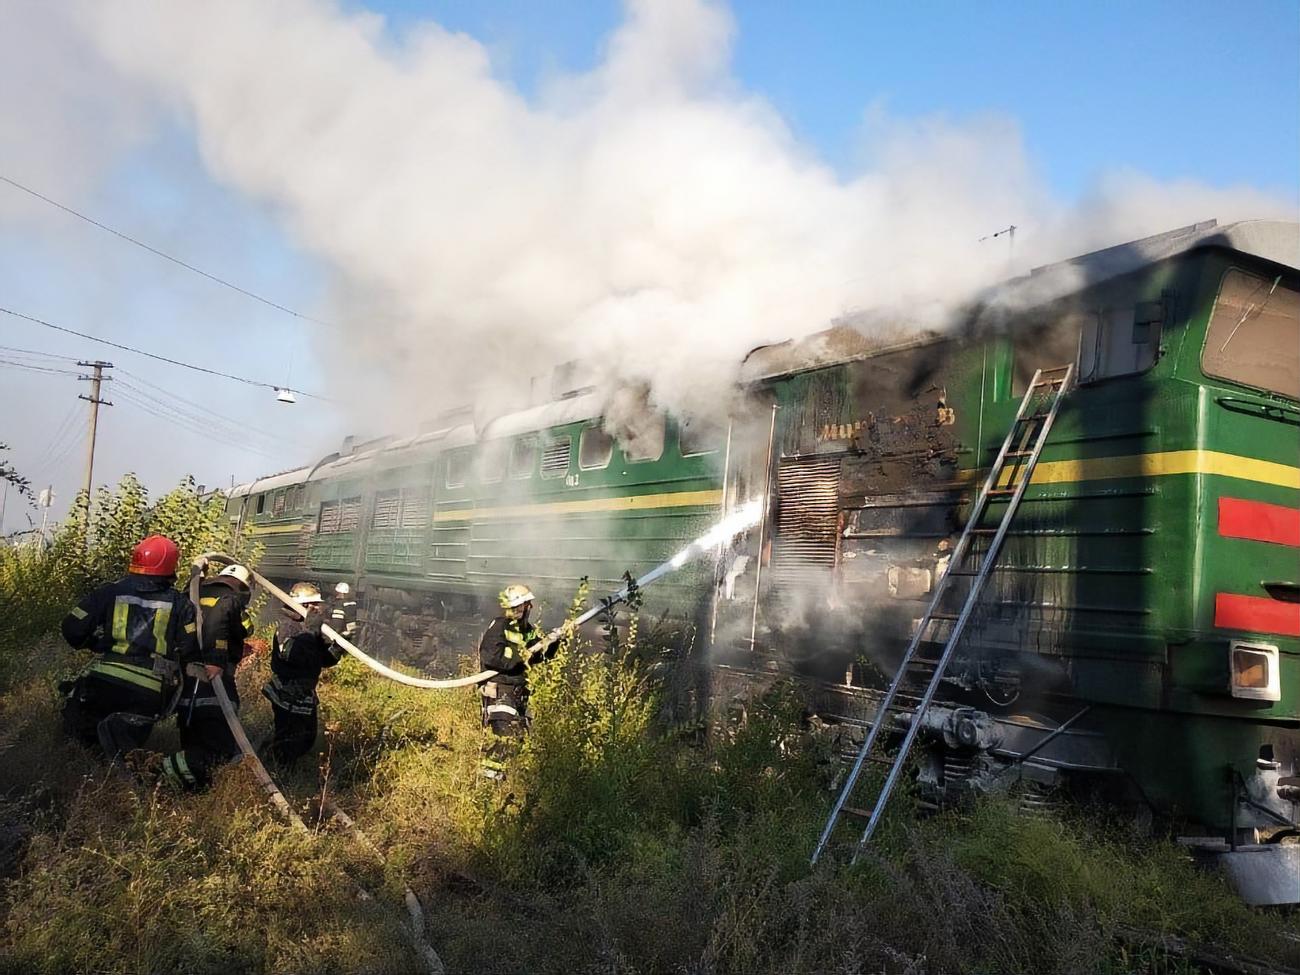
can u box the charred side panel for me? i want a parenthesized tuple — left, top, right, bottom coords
(747, 340, 974, 679)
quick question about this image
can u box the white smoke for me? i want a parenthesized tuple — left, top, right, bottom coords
(78, 0, 1292, 431)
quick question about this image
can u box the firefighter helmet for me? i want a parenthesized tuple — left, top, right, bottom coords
(499, 584, 535, 609)
(217, 563, 252, 589)
(289, 581, 323, 604)
(334, 582, 351, 596)
(128, 535, 180, 577)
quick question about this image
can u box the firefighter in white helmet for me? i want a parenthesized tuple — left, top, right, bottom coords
(261, 582, 344, 764)
(329, 581, 358, 640)
(160, 562, 255, 790)
(477, 583, 560, 780)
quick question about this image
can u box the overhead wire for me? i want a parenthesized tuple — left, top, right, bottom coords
(30, 416, 88, 486)
(113, 386, 282, 459)
(0, 342, 83, 363)
(117, 369, 297, 450)
(113, 385, 280, 456)
(0, 304, 331, 401)
(0, 357, 83, 377)
(29, 403, 81, 473)
(0, 174, 341, 332)
(115, 377, 291, 453)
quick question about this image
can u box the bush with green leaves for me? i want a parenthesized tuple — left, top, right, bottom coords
(0, 474, 260, 686)
(3, 556, 1297, 972)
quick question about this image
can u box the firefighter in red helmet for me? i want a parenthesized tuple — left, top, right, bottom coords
(59, 534, 199, 759)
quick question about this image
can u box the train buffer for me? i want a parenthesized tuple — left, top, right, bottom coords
(811, 365, 1075, 866)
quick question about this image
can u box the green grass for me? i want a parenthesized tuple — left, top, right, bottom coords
(3, 634, 1299, 974)
(3, 485, 1298, 973)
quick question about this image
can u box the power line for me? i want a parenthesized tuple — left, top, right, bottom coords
(114, 386, 282, 459)
(0, 357, 82, 377)
(30, 412, 87, 485)
(117, 375, 295, 451)
(31, 422, 87, 487)
(0, 304, 330, 401)
(0, 173, 341, 331)
(30, 403, 81, 474)
(0, 342, 82, 362)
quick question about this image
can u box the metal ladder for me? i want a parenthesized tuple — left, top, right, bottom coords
(810, 365, 1074, 866)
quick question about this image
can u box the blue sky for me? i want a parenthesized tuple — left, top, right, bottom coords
(375, 0, 1300, 201)
(1, 0, 1296, 533)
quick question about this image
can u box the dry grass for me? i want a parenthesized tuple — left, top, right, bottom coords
(2, 630, 1297, 974)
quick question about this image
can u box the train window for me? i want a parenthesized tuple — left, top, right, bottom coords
(339, 496, 362, 532)
(372, 490, 401, 529)
(1012, 313, 1087, 396)
(272, 490, 286, 516)
(445, 449, 470, 489)
(478, 442, 507, 483)
(255, 494, 265, 515)
(541, 436, 571, 479)
(1076, 304, 1159, 384)
(1203, 270, 1300, 400)
(579, 426, 614, 470)
(679, 416, 725, 456)
(510, 437, 537, 479)
(620, 413, 666, 462)
(318, 500, 341, 534)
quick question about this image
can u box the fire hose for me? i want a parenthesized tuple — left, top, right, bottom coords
(205, 677, 444, 974)
(179, 500, 761, 971)
(185, 563, 444, 973)
(195, 498, 761, 693)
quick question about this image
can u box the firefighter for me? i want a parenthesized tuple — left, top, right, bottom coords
(160, 563, 253, 791)
(477, 583, 566, 781)
(59, 534, 199, 759)
(330, 582, 358, 640)
(262, 582, 343, 764)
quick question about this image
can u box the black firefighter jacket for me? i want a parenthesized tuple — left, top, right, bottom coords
(263, 615, 343, 714)
(61, 574, 199, 696)
(197, 578, 252, 675)
(478, 615, 557, 686)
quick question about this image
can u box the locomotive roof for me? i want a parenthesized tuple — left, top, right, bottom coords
(228, 465, 312, 498)
(478, 391, 604, 440)
(1008, 218, 1298, 304)
(233, 219, 1296, 490)
(741, 219, 1298, 381)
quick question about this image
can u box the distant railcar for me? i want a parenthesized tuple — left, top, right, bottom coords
(227, 220, 1299, 896)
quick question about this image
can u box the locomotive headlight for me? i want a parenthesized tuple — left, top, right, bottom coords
(1229, 641, 1281, 702)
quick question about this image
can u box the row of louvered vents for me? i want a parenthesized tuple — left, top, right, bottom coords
(769, 458, 841, 586)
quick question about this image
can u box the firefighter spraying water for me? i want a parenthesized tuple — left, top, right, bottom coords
(199, 495, 766, 690)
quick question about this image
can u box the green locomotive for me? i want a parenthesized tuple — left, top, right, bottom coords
(228, 219, 1298, 898)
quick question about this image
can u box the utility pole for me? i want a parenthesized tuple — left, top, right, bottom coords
(37, 486, 53, 549)
(77, 360, 113, 503)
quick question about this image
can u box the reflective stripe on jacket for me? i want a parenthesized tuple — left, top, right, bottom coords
(197, 579, 252, 671)
(478, 615, 544, 685)
(262, 673, 318, 715)
(62, 575, 198, 694)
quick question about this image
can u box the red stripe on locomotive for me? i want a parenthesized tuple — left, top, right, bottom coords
(1218, 497, 1300, 547)
(1214, 593, 1300, 637)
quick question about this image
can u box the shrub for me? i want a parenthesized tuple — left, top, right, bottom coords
(0, 476, 260, 688)
(3, 561, 1298, 973)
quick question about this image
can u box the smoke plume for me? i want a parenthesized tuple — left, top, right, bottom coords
(80, 0, 1291, 430)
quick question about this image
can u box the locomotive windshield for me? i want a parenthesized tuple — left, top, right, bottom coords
(1202, 268, 1300, 400)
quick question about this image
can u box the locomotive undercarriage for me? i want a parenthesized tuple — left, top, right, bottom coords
(710, 658, 1122, 813)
